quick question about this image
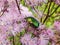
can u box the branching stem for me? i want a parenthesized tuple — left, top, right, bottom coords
(15, 0, 21, 14)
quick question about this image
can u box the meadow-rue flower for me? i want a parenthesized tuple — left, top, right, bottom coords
(53, 21, 60, 30)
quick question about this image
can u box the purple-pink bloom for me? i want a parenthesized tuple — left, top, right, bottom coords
(20, 34, 38, 45)
(53, 0, 60, 5)
(53, 21, 60, 30)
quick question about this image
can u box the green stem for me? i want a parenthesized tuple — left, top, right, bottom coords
(50, 2, 55, 12)
(43, 2, 52, 24)
(13, 36, 15, 45)
(43, 2, 49, 13)
(15, 0, 21, 14)
(41, 1, 49, 23)
(50, 5, 60, 17)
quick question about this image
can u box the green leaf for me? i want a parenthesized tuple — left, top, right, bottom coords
(48, 42, 51, 45)
(46, 22, 51, 27)
(9, 36, 13, 40)
(31, 33, 35, 38)
(20, 30, 25, 36)
(17, 42, 22, 45)
(20, 0, 25, 6)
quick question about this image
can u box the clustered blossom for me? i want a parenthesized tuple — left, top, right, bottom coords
(20, 34, 38, 45)
(0, 0, 60, 45)
(0, 26, 11, 45)
(53, 0, 60, 5)
(0, 0, 33, 45)
(20, 22, 60, 45)
(53, 21, 60, 30)
(20, 28, 55, 45)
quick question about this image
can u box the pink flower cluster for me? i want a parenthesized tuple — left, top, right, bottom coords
(20, 28, 55, 45)
(53, 0, 60, 5)
(0, 0, 60, 45)
(0, 0, 33, 45)
(53, 21, 60, 31)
